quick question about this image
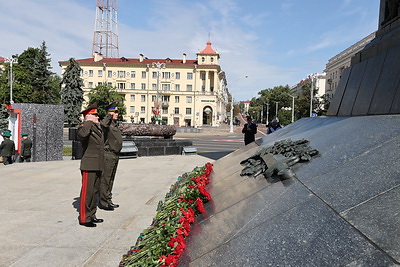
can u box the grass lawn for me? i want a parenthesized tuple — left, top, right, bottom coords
(63, 146, 72, 156)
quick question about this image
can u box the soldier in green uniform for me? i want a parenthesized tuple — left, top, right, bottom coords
(20, 133, 32, 162)
(0, 131, 15, 165)
(77, 102, 105, 227)
(99, 102, 123, 211)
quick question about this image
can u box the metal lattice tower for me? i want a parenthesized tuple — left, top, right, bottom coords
(92, 0, 119, 58)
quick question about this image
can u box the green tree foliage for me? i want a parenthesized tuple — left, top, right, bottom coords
(87, 84, 126, 121)
(31, 41, 56, 104)
(0, 43, 61, 105)
(60, 58, 84, 125)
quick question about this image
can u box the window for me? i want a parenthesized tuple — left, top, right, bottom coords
(152, 95, 157, 102)
(175, 84, 180, 91)
(162, 107, 168, 114)
(142, 71, 146, 78)
(175, 72, 180, 79)
(98, 70, 103, 77)
(89, 70, 93, 77)
(117, 82, 125, 90)
(130, 95, 135, 102)
(108, 70, 112, 78)
(98, 82, 102, 86)
(152, 84, 157, 90)
(187, 72, 193, 79)
(88, 82, 93, 88)
(186, 108, 192, 115)
(186, 96, 192, 103)
(202, 85, 206, 92)
(175, 96, 180, 103)
(201, 57, 205, 62)
(162, 72, 170, 79)
(141, 106, 145, 113)
(118, 71, 126, 78)
(131, 71, 136, 78)
(130, 106, 135, 113)
(107, 82, 112, 86)
(152, 72, 157, 79)
(141, 83, 146, 90)
(162, 84, 170, 91)
(201, 73, 206, 80)
(211, 57, 214, 62)
(186, 84, 192, 91)
(130, 83, 135, 89)
(174, 107, 179, 114)
(141, 95, 146, 102)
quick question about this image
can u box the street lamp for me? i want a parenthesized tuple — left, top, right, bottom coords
(230, 75, 248, 133)
(290, 95, 295, 123)
(5, 57, 18, 104)
(152, 62, 166, 124)
(275, 101, 278, 120)
(309, 73, 316, 117)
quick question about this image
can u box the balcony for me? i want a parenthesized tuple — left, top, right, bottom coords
(161, 101, 169, 108)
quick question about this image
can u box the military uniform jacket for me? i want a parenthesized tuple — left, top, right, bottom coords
(0, 139, 15, 157)
(21, 138, 32, 156)
(101, 114, 123, 153)
(77, 121, 104, 171)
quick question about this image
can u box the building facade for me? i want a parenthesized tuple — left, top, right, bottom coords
(324, 32, 376, 99)
(59, 42, 228, 127)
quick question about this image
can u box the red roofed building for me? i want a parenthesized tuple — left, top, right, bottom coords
(59, 41, 228, 127)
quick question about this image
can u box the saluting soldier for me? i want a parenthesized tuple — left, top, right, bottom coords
(20, 133, 32, 162)
(77, 102, 105, 227)
(0, 131, 15, 165)
(99, 102, 123, 211)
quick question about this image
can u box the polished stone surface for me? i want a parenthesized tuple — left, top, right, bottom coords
(327, 67, 351, 116)
(180, 115, 400, 266)
(12, 103, 64, 162)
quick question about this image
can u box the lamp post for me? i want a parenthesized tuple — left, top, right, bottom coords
(229, 75, 248, 133)
(266, 103, 269, 124)
(290, 95, 295, 123)
(152, 62, 166, 124)
(275, 101, 278, 120)
(5, 57, 18, 104)
(309, 73, 316, 117)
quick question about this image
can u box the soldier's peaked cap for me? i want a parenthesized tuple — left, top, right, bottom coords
(106, 101, 118, 111)
(80, 102, 98, 116)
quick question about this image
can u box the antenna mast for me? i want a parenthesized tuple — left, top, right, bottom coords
(92, 0, 119, 58)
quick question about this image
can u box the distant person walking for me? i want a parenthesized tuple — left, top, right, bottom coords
(0, 131, 15, 165)
(267, 119, 282, 134)
(242, 115, 257, 145)
(99, 102, 122, 211)
(77, 102, 104, 227)
(20, 133, 32, 162)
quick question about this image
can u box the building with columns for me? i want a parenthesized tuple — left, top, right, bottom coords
(59, 41, 228, 127)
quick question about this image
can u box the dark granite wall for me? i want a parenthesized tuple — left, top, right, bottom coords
(12, 103, 64, 162)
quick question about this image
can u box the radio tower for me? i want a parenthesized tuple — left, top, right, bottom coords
(92, 0, 119, 58)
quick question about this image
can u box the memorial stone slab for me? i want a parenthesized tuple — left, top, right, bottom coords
(337, 60, 367, 116)
(352, 52, 386, 115)
(327, 67, 351, 116)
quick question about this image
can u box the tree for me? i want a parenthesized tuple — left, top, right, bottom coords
(31, 41, 56, 104)
(60, 58, 84, 125)
(0, 104, 9, 130)
(87, 84, 126, 120)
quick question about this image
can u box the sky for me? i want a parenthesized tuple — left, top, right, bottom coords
(0, 0, 380, 101)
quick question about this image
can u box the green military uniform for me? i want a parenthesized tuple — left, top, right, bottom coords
(99, 111, 122, 209)
(20, 134, 32, 162)
(77, 113, 104, 226)
(0, 132, 15, 165)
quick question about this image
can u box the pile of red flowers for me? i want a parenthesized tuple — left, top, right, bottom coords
(120, 162, 213, 267)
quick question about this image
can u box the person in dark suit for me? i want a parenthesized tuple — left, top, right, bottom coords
(242, 115, 257, 145)
(99, 102, 123, 211)
(20, 133, 32, 162)
(0, 131, 15, 165)
(77, 102, 105, 227)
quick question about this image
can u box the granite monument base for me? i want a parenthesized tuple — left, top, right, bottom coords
(179, 115, 400, 266)
(123, 137, 193, 157)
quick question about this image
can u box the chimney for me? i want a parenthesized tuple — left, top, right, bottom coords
(183, 53, 187, 64)
(139, 54, 144, 62)
(93, 52, 104, 62)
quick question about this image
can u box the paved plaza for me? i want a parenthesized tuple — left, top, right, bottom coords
(0, 154, 212, 266)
